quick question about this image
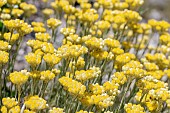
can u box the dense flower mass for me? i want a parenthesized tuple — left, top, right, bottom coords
(0, 0, 170, 113)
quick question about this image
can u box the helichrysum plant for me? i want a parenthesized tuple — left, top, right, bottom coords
(0, 0, 170, 113)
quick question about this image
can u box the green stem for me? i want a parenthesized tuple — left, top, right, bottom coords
(117, 81, 131, 113)
(17, 85, 21, 105)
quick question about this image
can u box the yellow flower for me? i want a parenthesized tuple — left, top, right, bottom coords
(11, 8, 24, 17)
(40, 70, 55, 82)
(27, 40, 43, 51)
(31, 22, 44, 27)
(146, 70, 164, 80)
(66, 34, 81, 44)
(137, 76, 167, 91)
(20, 2, 37, 17)
(76, 9, 98, 23)
(35, 33, 51, 42)
(63, 5, 77, 15)
(95, 20, 111, 31)
(103, 81, 120, 96)
(4, 32, 19, 44)
(49, 107, 65, 113)
(91, 50, 108, 60)
(24, 95, 48, 111)
(80, 93, 114, 108)
(25, 53, 42, 68)
(0, 13, 11, 20)
(111, 48, 124, 55)
(124, 103, 145, 113)
(24, 109, 36, 113)
(148, 19, 170, 32)
(41, 42, 56, 53)
(0, 41, 11, 51)
(9, 71, 29, 86)
(19, 23, 33, 36)
(85, 37, 104, 50)
(33, 27, 46, 33)
(122, 60, 143, 70)
(51, 69, 60, 75)
(166, 99, 170, 108)
(2, 97, 18, 109)
(29, 71, 41, 79)
(145, 101, 158, 112)
(112, 72, 127, 85)
(60, 27, 75, 36)
(7, 0, 19, 5)
(57, 44, 88, 58)
(0, 0, 7, 7)
(42, 8, 54, 16)
(0, 51, 9, 64)
(43, 53, 61, 67)
(89, 83, 105, 95)
(115, 53, 136, 70)
(125, 0, 144, 10)
(59, 76, 86, 96)
(75, 57, 85, 69)
(8, 106, 20, 113)
(97, 0, 114, 9)
(1, 106, 7, 113)
(47, 18, 62, 29)
(160, 34, 170, 45)
(2, 8, 10, 14)
(3, 19, 24, 31)
(80, 2, 92, 10)
(104, 39, 120, 48)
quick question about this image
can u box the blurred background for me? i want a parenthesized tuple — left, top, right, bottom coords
(143, 0, 170, 21)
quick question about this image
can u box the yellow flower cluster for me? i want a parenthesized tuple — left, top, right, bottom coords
(49, 107, 65, 113)
(20, 2, 37, 17)
(3, 19, 33, 36)
(66, 34, 81, 44)
(24, 109, 36, 113)
(43, 53, 61, 67)
(115, 53, 136, 70)
(9, 70, 29, 86)
(148, 19, 170, 32)
(59, 76, 86, 96)
(144, 53, 169, 70)
(85, 37, 104, 50)
(11, 8, 24, 18)
(3, 32, 19, 44)
(75, 67, 101, 82)
(47, 18, 62, 29)
(89, 83, 105, 95)
(40, 70, 55, 82)
(1, 97, 20, 113)
(35, 33, 51, 42)
(111, 72, 127, 85)
(0, 0, 7, 7)
(1, 0, 170, 112)
(25, 53, 42, 68)
(135, 75, 170, 111)
(42, 8, 54, 17)
(104, 39, 120, 49)
(0, 41, 11, 51)
(76, 9, 99, 24)
(81, 93, 114, 109)
(2, 97, 18, 109)
(124, 103, 145, 113)
(60, 27, 75, 36)
(57, 44, 88, 58)
(24, 95, 48, 111)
